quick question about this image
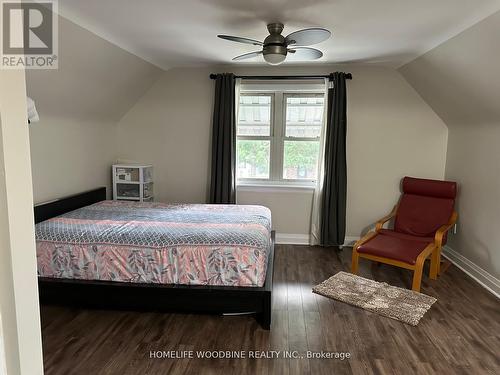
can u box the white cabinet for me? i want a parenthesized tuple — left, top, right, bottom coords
(112, 164, 153, 202)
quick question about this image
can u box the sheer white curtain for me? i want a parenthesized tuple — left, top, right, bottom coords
(310, 78, 329, 245)
(235, 78, 242, 115)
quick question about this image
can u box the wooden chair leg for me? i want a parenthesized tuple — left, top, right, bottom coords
(434, 247, 453, 276)
(435, 247, 441, 275)
(439, 259, 452, 275)
(430, 248, 439, 280)
(350, 232, 378, 276)
(412, 264, 423, 292)
(351, 248, 360, 275)
(435, 247, 451, 275)
(412, 244, 435, 292)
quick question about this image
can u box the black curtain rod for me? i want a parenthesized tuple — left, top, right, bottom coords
(209, 73, 352, 81)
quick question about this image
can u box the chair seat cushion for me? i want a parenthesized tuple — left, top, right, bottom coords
(357, 232, 433, 265)
(378, 229, 434, 243)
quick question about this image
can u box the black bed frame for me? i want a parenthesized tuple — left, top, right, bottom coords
(35, 187, 274, 329)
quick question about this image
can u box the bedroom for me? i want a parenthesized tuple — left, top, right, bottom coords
(0, 0, 499, 374)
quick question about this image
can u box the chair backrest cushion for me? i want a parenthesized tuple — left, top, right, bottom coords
(394, 177, 457, 238)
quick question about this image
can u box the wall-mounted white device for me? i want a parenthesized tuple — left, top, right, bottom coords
(27, 97, 39, 123)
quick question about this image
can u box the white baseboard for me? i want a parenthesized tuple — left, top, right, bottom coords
(442, 245, 499, 299)
(343, 236, 360, 246)
(275, 233, 310, 245)
(275, 233, 360, 246)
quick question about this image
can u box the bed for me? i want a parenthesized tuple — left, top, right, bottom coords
(35, 187, 275, 329)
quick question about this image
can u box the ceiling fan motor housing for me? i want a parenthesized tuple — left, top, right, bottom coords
(263, 23, 287, 60)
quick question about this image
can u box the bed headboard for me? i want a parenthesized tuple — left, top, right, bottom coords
(34, 187, 106, 224)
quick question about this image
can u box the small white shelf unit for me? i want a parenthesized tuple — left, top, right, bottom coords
(112, 164, 153, 202)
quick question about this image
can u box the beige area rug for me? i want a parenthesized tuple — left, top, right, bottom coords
(312, 271, 436, 326)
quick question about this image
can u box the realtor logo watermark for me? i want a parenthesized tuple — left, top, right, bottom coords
(1, 0, 58, 69)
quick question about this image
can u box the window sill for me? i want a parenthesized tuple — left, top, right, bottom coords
(237, 183, 315, 193)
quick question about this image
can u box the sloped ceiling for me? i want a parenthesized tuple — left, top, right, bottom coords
(26, 15, 163, 123)
(399, 10, 500, 127)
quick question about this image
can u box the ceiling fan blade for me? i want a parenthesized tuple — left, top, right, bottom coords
(285, 28, 331, 46)
(218, 35, 263, 46)
(287, 47, 323, 61)
(232, 51, 263, 61)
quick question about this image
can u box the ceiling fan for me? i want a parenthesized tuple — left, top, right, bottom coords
(218, 23, 331, 65)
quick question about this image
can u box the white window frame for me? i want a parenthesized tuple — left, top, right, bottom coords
(236, 84, 325, 188)
(236, 92, 275, 182)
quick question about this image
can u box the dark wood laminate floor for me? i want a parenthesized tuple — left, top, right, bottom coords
(40, 245, 500, 375)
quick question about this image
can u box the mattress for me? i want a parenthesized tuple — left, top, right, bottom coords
(35, 200, 272, 287)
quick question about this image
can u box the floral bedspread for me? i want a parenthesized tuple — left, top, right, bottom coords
(35, 200, 271, 287)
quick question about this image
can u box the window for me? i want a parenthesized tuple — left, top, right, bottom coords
(236, 94, 272, 179)
(236, 89, 325, 185)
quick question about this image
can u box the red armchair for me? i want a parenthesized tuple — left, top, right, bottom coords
(351, 176, 458, 292)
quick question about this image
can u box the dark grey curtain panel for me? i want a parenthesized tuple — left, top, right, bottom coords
(320, 72, 348, 246)
(209, 73, 236, 204)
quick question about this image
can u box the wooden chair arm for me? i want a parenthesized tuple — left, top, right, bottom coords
(434, 211, 458, 248)
(415, 243, 437, 267)
(353, 231, 377, 250)
(375, 205, 398, 232)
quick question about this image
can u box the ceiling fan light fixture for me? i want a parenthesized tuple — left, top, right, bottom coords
(263, 43, 287, 65)
(263, 53, 286, 65)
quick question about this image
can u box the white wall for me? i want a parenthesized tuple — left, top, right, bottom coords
(26, 15, 162, 203)
(400, 11, 500, 280)
(0, 69, 44, 375)
(29, 117, 117, 203)
(0, 114, 20, 375)
(0, 311, 8, 375)
(237, 187, 315, 237)
(116, 64, 448, 239)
